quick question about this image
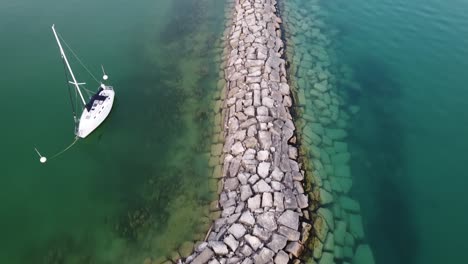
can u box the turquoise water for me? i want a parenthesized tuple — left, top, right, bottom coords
(324, 1, 468, 263)
(0, 0, 224, 263)
(281, 0, 468, 263)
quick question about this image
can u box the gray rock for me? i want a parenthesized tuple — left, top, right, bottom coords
(245, 234, 262, 250)
(254, 179, 272, 193)
(283, 189, 298, 209)
(267, 233, 288, 253)
(191, 247, 214, 264)
(253, 225, 271, 241)
(285, 241, 303, 258)
(262, 192, 273, 207)
(277, 210, 299, 230)
(240, 245, 253, 257)
(247, 194, 261, 210)
(271, 180, 283, 191)
(257, 211, 277, 231)
(257, 162, 271, 178)
(248, 174, 260, 185)
(274, 192, 284, 211)
(239, 211, 256, 227)
(278, 225, 300, 241)
(227, 212, 241, 224)
(258, 131, 272, 149)
(297, 193, 309, 209)
(210, 241, 229, 256)
(257, 106, 270, 116)
(274, 250, 289, 264)
(262, 97, 275, 108)
(196, 241, 208, 252)
(240, 118, 257, 129)
(224, 178, 239, 191)
(257, 150, 270, 161)
(238, 172, 250, 185)
(240, 185, 254, 201)
(254, 248, 275, 264)
(228, 158, 241, 177)
(231, 141, 245, 155)
(223, 234, 239, 252)
(271, 168, 284, 182)
(228, 223, 247, 239)
(208, 259, 220, 264)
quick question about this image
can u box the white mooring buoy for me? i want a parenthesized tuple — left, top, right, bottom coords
(35, 147, 47, 164)
(103, 74, 108, 80)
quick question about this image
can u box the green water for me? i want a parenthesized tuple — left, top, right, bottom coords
(284, 0, 468, 263)
(0, 0, 225, 263)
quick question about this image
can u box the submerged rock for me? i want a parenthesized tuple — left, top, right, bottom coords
(353, 244, 375, 264)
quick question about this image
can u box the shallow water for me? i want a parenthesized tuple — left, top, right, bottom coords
(285, 0, 468, 263)
(0, 0, 225, 263)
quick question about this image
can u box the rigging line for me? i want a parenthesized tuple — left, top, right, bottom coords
(57, 32, 100, 84)
(50, 137, 80, 160)
(62, 58, 77, 121)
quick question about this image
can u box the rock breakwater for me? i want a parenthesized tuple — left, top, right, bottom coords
(184, 0, 309, 263)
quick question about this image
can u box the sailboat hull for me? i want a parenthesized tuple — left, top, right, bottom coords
(76, 86, 115, 138)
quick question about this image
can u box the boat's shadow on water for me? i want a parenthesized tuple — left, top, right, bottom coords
(348, 57, 419, 264)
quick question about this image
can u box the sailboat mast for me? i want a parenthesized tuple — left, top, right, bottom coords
(51, 24, 87, 106)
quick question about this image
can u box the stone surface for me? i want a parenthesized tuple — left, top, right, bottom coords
(278, 210, 299, 230)
(267, 233, 288, 253)
(258, 162, 271, 178)
(245, 234, 262, 251)
(257, 212, 278, 231)
(223, 234, 239, 252)
(210, 241, 229, 256)
(349, 214, 365, 240)
(184, 0, 312, 262)
(228, 223, 247, 239)
(191, 247, 214, 264)
(248, 194, 261, 210)
(278, 225, 301, 241)
(274, 250, 289, 264)
(239, 211, 256, 226)
(285, 241, 304, 258)
(254, 248, 275, 264)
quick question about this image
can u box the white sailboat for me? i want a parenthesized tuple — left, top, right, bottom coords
(51, 24, 115, 139)
(34, 25, 115, 163)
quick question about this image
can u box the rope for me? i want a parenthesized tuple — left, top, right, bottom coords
(57, 32, 100, 84)
(50, 136, 80, 160)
